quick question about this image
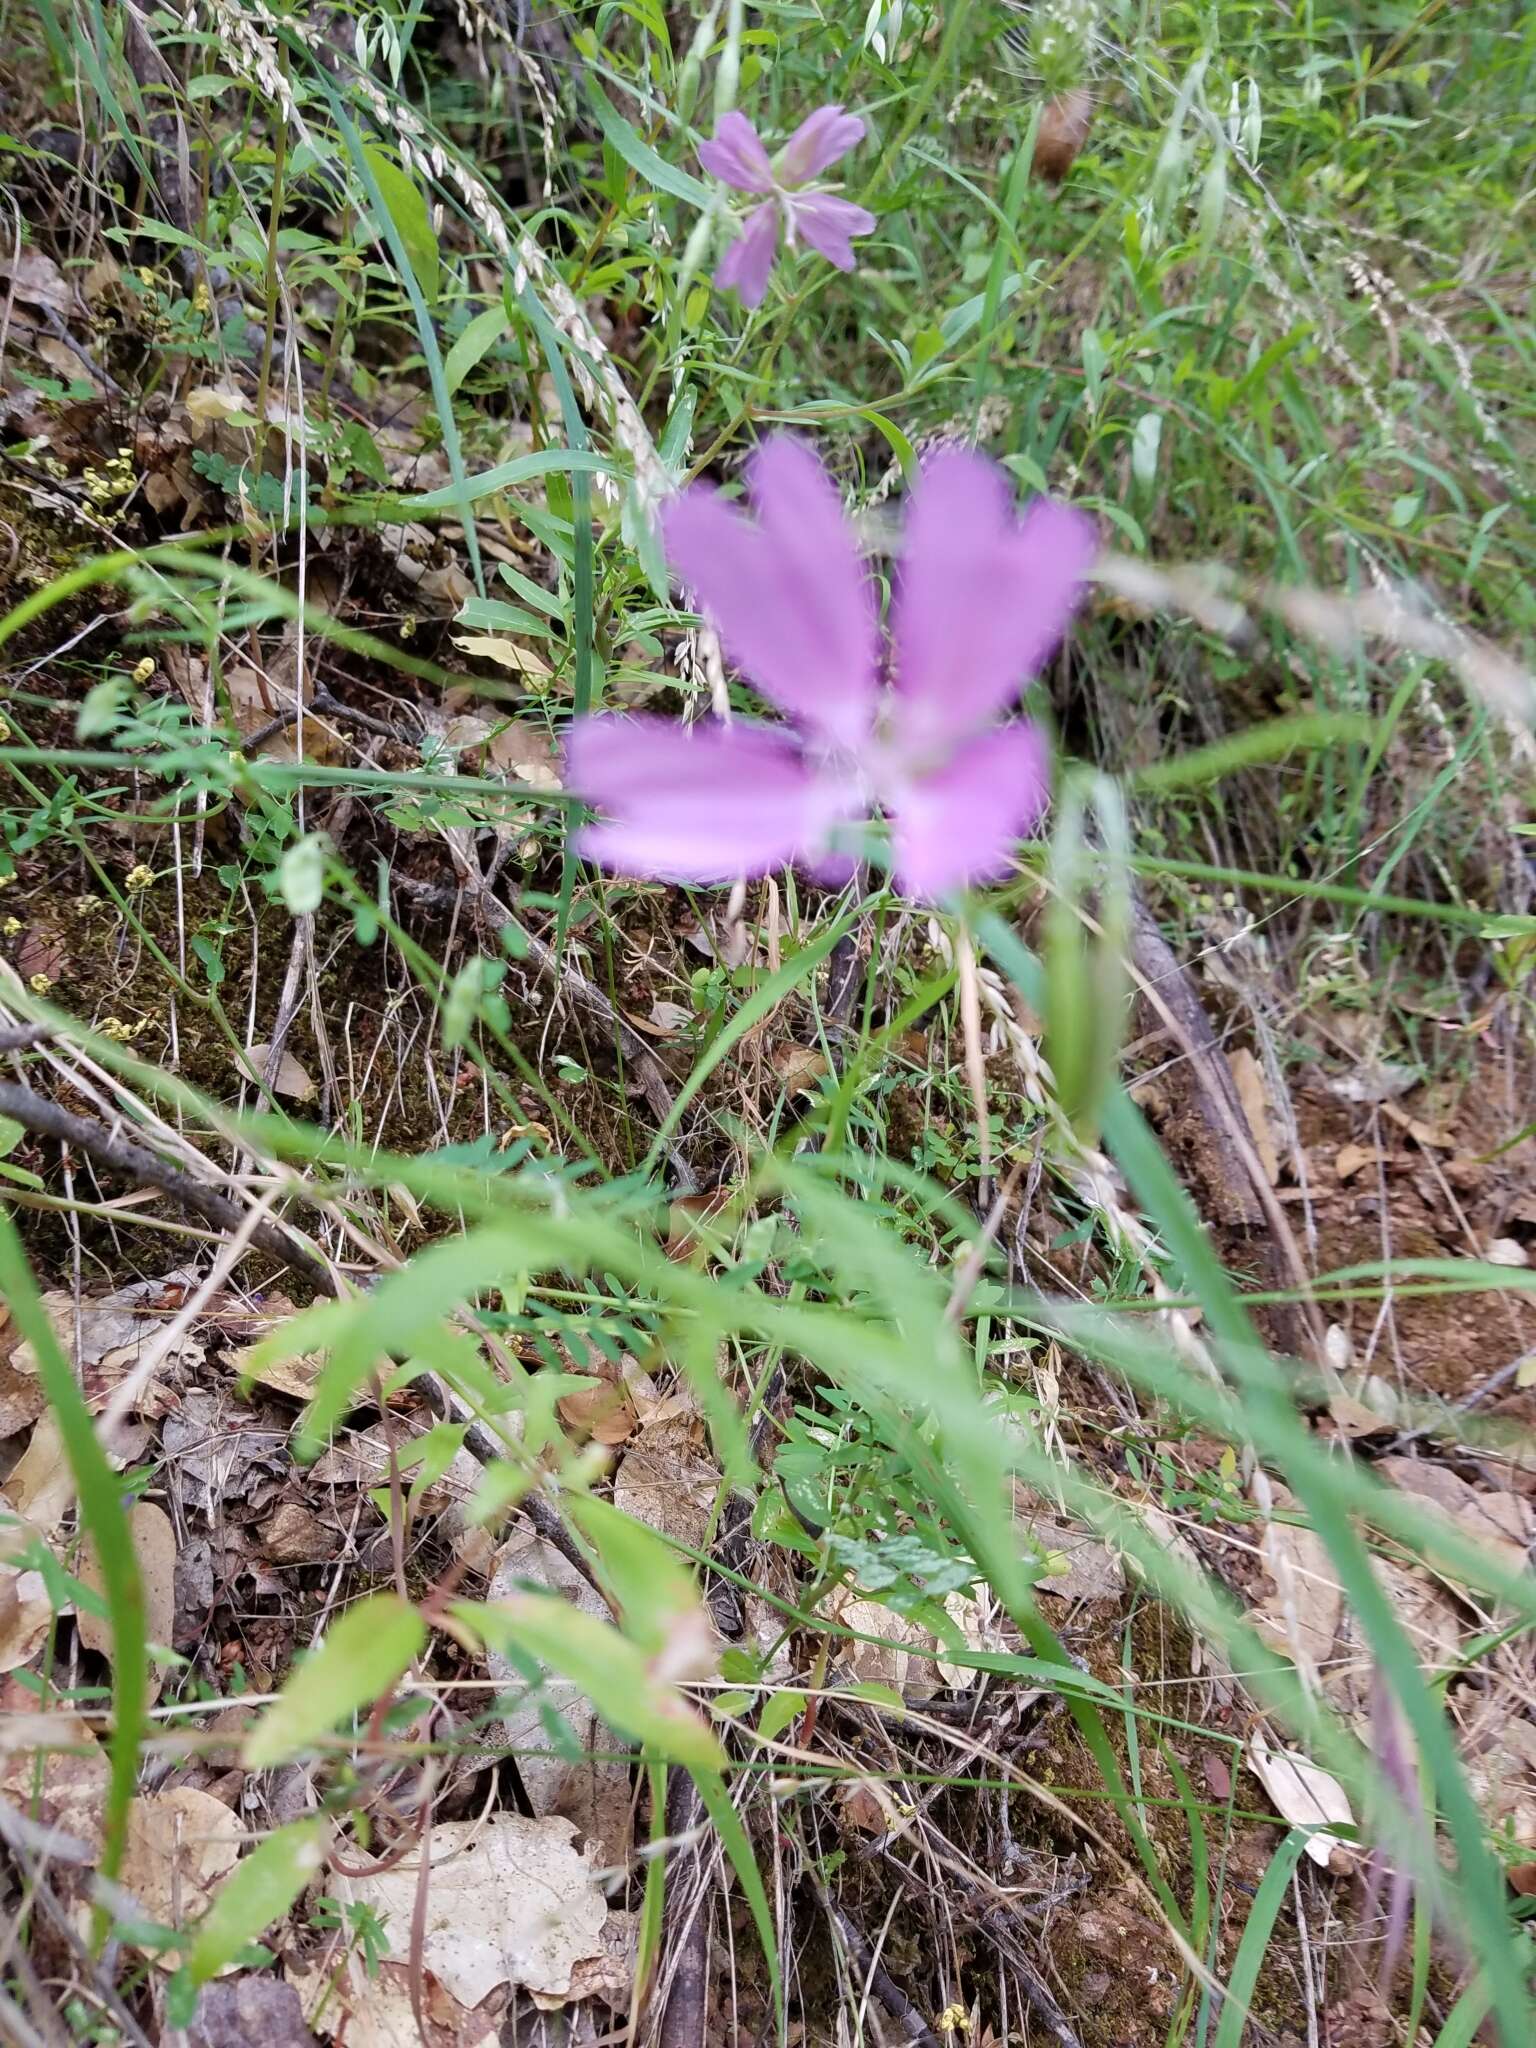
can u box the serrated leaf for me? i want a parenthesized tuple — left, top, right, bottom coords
(242, 1594, 424, 1767)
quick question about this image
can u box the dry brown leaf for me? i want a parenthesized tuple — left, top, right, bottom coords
(1249, 1502, 1343, 1686)
(0, 1567, 53, 1672)
(1326, 1376, 1401, 1439)
(1334, 1142, 1375, 1182)
(1247, 1731, 1355, 1870)
(1, 1413, 75, 1546)
(612, 1415, 719, 1554)
(771, 1044, 830, 1097)
(0, 1714, 107, 1859)
(333, 1815, 609, 2007)
(1227, 1049, 1280, 1184)
(1458, 1697, 1536, 1850)
(1325, 1555, 1460, 1732)
(236, 1044, 316, 1103)
(1020, 1512, 1125, 1603)
(1377, 1457, 1535, 1583)
(78, 1501, 178, 1690)
(0, 245, 73, 314)
(117, 1786, 245, 1938)
(487, 1529, 632, 1866)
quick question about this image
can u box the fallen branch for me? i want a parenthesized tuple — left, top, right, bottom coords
(0, 1078, 336, 1296)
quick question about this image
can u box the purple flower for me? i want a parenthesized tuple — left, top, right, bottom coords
(566, 439, 1096, 901)
(698, 106, 877, 308)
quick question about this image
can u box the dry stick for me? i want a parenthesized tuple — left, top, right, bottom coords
(816, 1885, 944, 2048)
(1126, 901, 1327, 1363)
(0, 1079, 336, 1296)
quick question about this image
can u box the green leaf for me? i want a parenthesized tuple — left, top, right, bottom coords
(186, 1819, 328, 1983)
(585, 82, 710, 207)
(361, 145, 440, 308)
(562, 1493, 708, 1655)
(404, 446, 615, 513)
(1212, 1830, 1308, 2048)
(242, 1595, 424, 1768)
(756, 1689, 806, 1744)
(444, 305, 511, 397)
(459, 1595, 725, 1771)
(277, 833, 327, 915)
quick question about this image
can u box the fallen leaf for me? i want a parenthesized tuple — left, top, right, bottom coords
(1248, 1500, 1343, 1687)
(1380, 1101, 1455, 1149)
(160, 1388, 290, 1516)
(487, 1528, 633, 1866)
(1334, 1143, 1375, 1182)
(612, 1415, 719, 1555)
(0, 1567, 53, 1672)
(1, 1413, 74, 1547)
(1020, 1512, 1125, 1603)
(1485, 1238, 1529, 1268)
(1377, 1457, 1535, 1582)
(453, 634, 554, 686)
(1247, 1731, 1355, 1869)
(333, 1814, 608, 2007)
(236, 1045, 316, 1103)
(827, 1593, 943, 1700)
(1228, 1049, 1280, 1184)
(117, 1786, 245, 1940)
(78, 1501, 178, 1690)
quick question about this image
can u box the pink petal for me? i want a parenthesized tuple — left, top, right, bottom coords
(776, 105, 866, 186)
(566, 715, 839, 883)
(714, 202, 779, 309)
(697, 111, 775, 193)
(660, 437, 879, 751)
(787, 192, 877, 271)
(890, 453, 1096, 753)
(888, 721, 1051, 900)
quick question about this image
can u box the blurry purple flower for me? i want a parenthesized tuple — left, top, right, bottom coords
(698, 106, 877, 308)
(566, 439, 1096, 901)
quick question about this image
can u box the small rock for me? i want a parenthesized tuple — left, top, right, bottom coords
(260, 1503, 335, 1566)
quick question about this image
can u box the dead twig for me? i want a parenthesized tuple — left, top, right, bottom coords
(0, 1077, 336, 1296)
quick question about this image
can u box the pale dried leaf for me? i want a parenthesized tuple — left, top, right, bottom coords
(1377, 1457, 1535, 1582)
(1, 1413, 74, 1546)
(612, 1415, 718, 1553)
(78, 1500, 178, 1694)
(1249, 1502, 1343, 1686)
(1485, 1237, 1529, 1268)
(487, 1529, 632, 1866)
(1227, 1049, 1280, 1184)
(0, 1567, 53, 1672)
(1248, 1731, 1355, 1868)
(236, 1045, 316, 1102)
(117, 1786, 244, 1937)
(334, 1815, 608, 2006)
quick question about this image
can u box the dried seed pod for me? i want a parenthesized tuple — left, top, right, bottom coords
(1033, 89, 1095, 184)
